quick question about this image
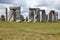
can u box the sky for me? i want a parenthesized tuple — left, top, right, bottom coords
(0, 0, 60, 19)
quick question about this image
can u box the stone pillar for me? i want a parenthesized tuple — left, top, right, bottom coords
(8, 7, 21, 21)
(49, 10, 58, 22)
(6, 8, 8, 21)
(55, 12, 58, 22)
(28, 8, 40, 22)
(29, 8, 34, 22)
(34, 8, 40, 22)
(41, 10, 47, 22)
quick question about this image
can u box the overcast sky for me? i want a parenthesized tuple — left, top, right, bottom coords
(0, 0, 60, 19)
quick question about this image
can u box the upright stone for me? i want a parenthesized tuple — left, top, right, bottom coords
(29, 8, 34, 22)
(34, 8, 40, 22)
(8, 7, 21, 21)
(28, 8, 40, 22)
(55, 12, 58, 22)
(49, 10, 58, 22)
(6, 8, 8, 21)
(40, 10, 48, 22)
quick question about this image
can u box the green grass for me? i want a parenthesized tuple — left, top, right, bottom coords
(0, 21, 60, 40)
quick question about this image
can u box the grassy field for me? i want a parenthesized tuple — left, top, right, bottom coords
(0, 21, 60, 40)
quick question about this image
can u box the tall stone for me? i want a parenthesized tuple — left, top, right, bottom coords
(55, 12, 58, 22)
(40, 10, 48, 22)
(8, 7, 21, 21)
(6, 8, 8, 21)
(28, 8, 40, 22)
(34, 8, 40, 22)
(49, 10, 58, 22)
(29, 8, 34, 22)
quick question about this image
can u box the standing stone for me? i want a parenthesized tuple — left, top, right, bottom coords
(6, 7, 21, 21)
(40, 10, 48, 22)
(34, 8, 40, 22)
(49, 10, 58, 22)
(6, 8, 8, 21)
(29, 8, 34, 22)
(55, 12, 58, 22)
(28, 8, 40, 22)
(1, 15, 5, 21)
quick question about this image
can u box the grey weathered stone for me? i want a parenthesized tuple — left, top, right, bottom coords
(39, 10, 48, 22)
(1, 15, 5, 21)
(28, 8, 34, 22)
(40, 10, 47, 22)
(28, 8, 40, 22)
(6, 7, 21, 21)
(16, 15, 24, 22)
(49, 10, 58, 22)
(6, 8, 8, 21)
(26, 17, 28, 22)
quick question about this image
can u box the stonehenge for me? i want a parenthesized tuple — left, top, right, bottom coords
(0, 6, 58, 22)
